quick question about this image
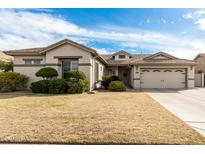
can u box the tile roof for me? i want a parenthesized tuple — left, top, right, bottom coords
(5, 47, 45, 55)
(2, 38, 195, 65)
(101, 54, 195, 65)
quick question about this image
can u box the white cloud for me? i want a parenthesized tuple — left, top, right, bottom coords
(0, 9, 204, 59)
(146, 19, 150, 23)
(170, 21, 174, 24)
(182, 13, 194, 19)
(161, 19, 167, 24)
(183, 9, 205, 30)
(195, 18, 205, 30)
(92, 47, 111, 54)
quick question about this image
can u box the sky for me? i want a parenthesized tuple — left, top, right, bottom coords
(0, 8, 205, 59)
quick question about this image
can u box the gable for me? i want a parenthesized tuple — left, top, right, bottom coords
(40, 39, 97, 55)
(143, 52, 177, 60)
(45, 43, 92, 64)
(150, 54, 173, 60)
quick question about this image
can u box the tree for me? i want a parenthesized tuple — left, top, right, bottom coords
(35, 67, 58, 79)
(0, 60, 13, 72)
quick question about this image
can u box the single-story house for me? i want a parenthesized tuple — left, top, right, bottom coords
(194, 53, 205, 73)
(5, 39, 195, 90)
(193, 53, 205, 87)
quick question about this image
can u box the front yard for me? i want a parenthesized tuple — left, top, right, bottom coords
(0, 92, 204, 144)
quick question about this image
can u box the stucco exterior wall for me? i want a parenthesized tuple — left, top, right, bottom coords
(94, 58, 104, 81)
(45, 44, 92, 64)
(14, 66, 44, 86)
(195, 56, 205, 73)
(133, 65, 195, 89)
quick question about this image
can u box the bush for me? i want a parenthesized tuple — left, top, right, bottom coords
(30, 80, 49, 93)
(101, 75, 120, 89)
(67, 80, 89, 94)
(67, 70, 86, 81)
(48, 79, 68, 94)
(35, 67, 58, 79)
(109, 81, 126, 91)
(0, 72, 28, 91)
(0, 60, 13, 72)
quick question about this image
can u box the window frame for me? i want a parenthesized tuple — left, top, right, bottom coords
(24, 59, 42, 65)
(118, 54, 126, 59)
(61, 59, 79, 79)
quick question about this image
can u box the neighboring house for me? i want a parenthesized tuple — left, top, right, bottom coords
(193, 53, 205, 87)
(0, 51, 13, 62)
(5, 39, 195, 90)
(194, 53, 205, 73)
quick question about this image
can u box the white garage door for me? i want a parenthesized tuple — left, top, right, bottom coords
(140, 68, 186, 89)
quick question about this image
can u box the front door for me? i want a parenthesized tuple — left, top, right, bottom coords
(119, 67, 130, 86)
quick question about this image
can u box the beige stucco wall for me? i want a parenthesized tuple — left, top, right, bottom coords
(45, 44, 92, 64)
(195, 56, 205, 73)
(14, 66, 44, 86)
(132, 65, 195, 89)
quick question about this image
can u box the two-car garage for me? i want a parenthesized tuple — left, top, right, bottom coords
(140, 68, 186, 89)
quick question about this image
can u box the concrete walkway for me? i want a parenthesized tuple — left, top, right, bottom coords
(147, 88, 205, 136)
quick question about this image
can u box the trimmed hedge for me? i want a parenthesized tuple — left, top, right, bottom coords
(0, 72, 28, 91)
(31, 70, 88, 94)
(67, 80, 89, 94)
(30, 79, 68, 94)
(48, 79, 68, 94)
(30, 80, 49, 93)
(35, 67, 58, 79)
(67, 70, 86, 81)
(109, 81, 126, 91)
(101, 75, 120, 89)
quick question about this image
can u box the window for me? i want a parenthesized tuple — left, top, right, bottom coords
(62, 60, 79, 78)
(24, 59, 41, 65)
(71, 61, 78, 71)
(107, 69, 115, 75)
(119, 55, 126, 59)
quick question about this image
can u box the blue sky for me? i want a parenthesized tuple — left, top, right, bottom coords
(1, 8, 205, 59)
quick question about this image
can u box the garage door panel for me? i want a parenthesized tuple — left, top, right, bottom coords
(140, 69, 186, 89)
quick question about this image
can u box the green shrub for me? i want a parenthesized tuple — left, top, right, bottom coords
(67, 80, 89, 94)
(48, 79, 68, 94)
(30, 80, 49, 93)
(0, 60, 13, 72)
(109, 81, 126, 91)
(67, 70, 86, 81)
(0, 72, 28, 91)
(101, 75, 120, 89)
(35, 67, 58, 79)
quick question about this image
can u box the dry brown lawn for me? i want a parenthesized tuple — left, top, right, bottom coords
(0, 92, 204, 144)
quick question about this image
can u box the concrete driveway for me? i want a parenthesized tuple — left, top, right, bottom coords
(147, 88, 205, 136)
